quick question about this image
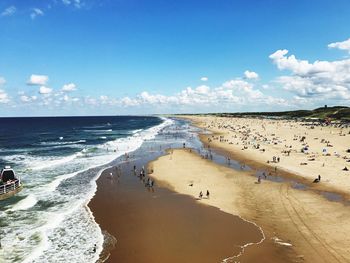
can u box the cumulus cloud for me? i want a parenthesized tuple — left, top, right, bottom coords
(328, 38, 350, 53)
(121, 97, 139, 107)
(244, 70, 259, 79)
(27, 74, 49, 85)
(116, 79, 287, 109)
(270, 46, 350, 100)
(62, 83, 77, 92)
(0, 89, 9, 103)
(39, 86, 52, 94)
(1, 6, 16, 17)
(30, 8, 44, 19)
(200, 77, 208, 81)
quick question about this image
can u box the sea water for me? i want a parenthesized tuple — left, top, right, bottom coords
(0, 116, 173, 263)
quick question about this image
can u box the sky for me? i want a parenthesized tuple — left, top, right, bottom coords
(1, 0, 350, 116)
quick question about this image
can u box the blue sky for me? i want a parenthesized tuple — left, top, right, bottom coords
(1, 0, 350, 116)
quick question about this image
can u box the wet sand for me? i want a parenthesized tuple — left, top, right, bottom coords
(150, 148, 350, 263)
(89, 154, 263, 263)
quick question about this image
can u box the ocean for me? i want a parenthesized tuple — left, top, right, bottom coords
(0, 116, 171, 263)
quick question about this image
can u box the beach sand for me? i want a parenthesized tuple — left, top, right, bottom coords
(150, 148, 350, 263)
(89, 116, 350, 262)
(183, 116, 350, 196)
(89, 153, 264, 263)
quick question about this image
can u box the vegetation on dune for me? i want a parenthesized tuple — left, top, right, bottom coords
(179, 106, 350, 121)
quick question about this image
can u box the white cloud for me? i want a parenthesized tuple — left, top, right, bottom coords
(0, 77, 6, 86)
(84, 97, 98, 106)
(30, 8, 44, 19)
(269, 49, 334, 76)
(121, 97, 140, 107)
(1, 6, 16, 17)
(0, 89, 9, 103)
(27, 74, 49, 85)
(270, 45, 350, 100)
(62, 0, 83, 8)
(20, 95, 37, 103)
(244, 70, 259, 79)
(200, 77, 208, 81)
(328, 38, 350, 53)
(20, 95, 31, 102)
(62, 83, 77, 92)
(117, 79, 287, 109)
(39, 86, 53, 94)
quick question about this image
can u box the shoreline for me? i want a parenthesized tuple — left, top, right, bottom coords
(88, 149, 265, 262)
(89, 116, 350, 262)
(149, 147, 350, 262)
(88, 119, 289, 262)
(148, 148, 298, 262)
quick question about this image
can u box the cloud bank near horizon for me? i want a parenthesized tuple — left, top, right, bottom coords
(1, 37, 350, 115)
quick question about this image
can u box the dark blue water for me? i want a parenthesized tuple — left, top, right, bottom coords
(0, 116, 162, 166)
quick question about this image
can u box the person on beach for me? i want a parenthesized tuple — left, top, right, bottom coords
(313, 175, 321, 183)
(263, 172, 267, 179)
(206, 190, 210, 199)
(199, 191, 203, 199)
(257, 175, 261, 184)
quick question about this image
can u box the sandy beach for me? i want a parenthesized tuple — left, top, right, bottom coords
(184, 115, 350, 196)
(89, 116, 350, 262)
(150, 147, 350, 262)
(161, 115, 350, 262)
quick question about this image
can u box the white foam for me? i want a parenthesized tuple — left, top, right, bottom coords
(10, 194, 38, 211)
(7, 117, 173, 263)
(2, 151, 83, 171)
(43, 171, 80, 193)
(21, 167, 107, 263)
(31, 151, 82, 171)
(39, 140, 86, 146)
(132, 129, 143, 134)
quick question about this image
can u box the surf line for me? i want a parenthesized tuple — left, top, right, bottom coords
(222, 215, 266, 262)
